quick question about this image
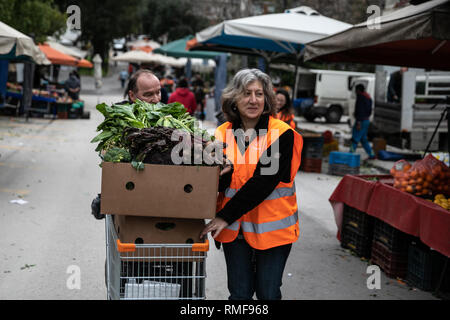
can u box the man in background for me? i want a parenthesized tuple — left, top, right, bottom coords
(350, 84, 376, 159)
(387, 67, 408, 103)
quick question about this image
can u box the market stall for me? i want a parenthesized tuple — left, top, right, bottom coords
(329, 175, 450, 258)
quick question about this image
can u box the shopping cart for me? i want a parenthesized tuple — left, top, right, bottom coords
(105, 215, 209, 300)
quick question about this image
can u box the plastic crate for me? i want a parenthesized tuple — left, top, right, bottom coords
(373, 219, 411, 252)
(341, 225, 373, 258)
(328, 163, 360, 176)
(342, 205, 375, 238)
(371, 240, 408, 279)
(302, 136, 324, 159)
(300, 157, 322, 173)
(406, 242, 446, 291)
(329, 151, 360, 167)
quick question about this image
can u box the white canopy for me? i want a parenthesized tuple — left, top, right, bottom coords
(126, 39, 161, 50)
(112, 50, 184, 67)
(46, 40, 87, 59)
(0, 20, 50, 65)
(196, 6, 352, 56)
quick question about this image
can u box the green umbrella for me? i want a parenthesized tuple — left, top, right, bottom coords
(153, 35, 221, 59)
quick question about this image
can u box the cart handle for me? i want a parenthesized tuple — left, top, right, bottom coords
(116, 239, 136, 253)
(116, 239, 209, 253)
(192, 239, 209, 252)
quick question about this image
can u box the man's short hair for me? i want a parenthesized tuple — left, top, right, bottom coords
(125, 69, 157, 99)
(178, 77, 188, 88)
(355, 84, 365, 92)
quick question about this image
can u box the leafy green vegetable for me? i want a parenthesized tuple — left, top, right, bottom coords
(91, 99, 211, 153)
(102, 147, 131, 163)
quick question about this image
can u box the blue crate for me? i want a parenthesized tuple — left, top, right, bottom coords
(329, 152, 360, 168)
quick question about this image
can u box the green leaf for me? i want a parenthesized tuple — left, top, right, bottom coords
(90, 130, 114, 143)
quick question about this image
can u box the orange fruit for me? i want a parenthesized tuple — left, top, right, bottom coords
(403, 164, 412, 172)
(406, 186, 413, 193)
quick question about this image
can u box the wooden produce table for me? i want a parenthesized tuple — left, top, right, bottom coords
(329, 175, 450, 258)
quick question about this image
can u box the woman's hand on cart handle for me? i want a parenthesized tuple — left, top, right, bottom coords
(200, 217, 228, 239)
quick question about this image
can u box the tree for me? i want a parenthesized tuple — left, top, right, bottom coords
(0, 0, 66, 43)
(143, 0, 209, 42)
(54, 0, 142, 69)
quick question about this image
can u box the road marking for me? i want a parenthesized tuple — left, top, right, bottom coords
(0, 188, 30, 196)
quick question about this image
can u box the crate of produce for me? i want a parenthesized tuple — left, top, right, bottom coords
(373, 219, 411, 252)
(406, 242, 446, 291)
(342, 204, 375, 237)
(328, 163, 360, 176)
(302, 135, 324, 159)
(341, 225, 373, 258)
(371, 240, 408, 279)
(300, 157, 322, 173)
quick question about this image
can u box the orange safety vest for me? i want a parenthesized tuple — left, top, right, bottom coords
(276, 111, 296, 129)
(214, 116, 303, 250)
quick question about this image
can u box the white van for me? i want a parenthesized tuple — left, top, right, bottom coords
(295, 69, 375, 123)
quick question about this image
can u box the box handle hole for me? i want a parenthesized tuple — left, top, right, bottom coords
(155, 222, 175, 231)
(134, 237, 144, 244)
(186, 238, 194, 244)
(184, 184, 193, 193)
(125, 181, 135, 190)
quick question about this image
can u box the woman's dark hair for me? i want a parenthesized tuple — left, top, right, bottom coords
(275, 89, 292, 114)
(221, 68, 276, 123)
(124, 69, 157, 100)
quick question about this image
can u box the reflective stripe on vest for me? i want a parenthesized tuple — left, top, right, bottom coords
(226, 210, 298, 234)
(224, 183, 296, 200)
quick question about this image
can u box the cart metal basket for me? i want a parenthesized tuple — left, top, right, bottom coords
(105, 215, 208, 300)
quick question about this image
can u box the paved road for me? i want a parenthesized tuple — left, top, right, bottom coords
(0, 71, 438, 300)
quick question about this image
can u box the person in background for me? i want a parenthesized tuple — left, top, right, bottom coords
(168, 77, 197, 115)
(275, 89, 295, 129)
(387, 67, 408, 103)
(350, 84, 375, 159)
(65, 71, 81, 100)
(200, 68, 303, 300)
(192, 73, 206, 120)
(119, 69, 128, 89)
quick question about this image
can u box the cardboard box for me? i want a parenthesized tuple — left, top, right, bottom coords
(114, 215, 205, 244)
(101, 162, 220, 219)
(113, 215, 206, 262)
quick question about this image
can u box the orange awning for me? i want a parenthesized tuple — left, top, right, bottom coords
(77, 59, 93, 68)
(38, 43, 79, 66)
